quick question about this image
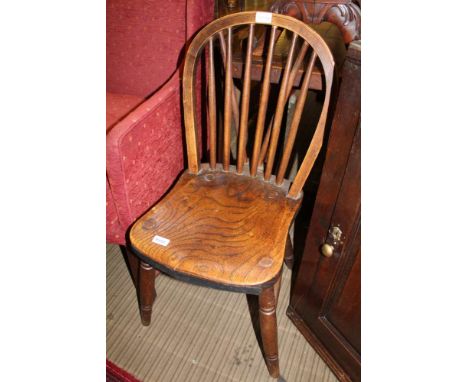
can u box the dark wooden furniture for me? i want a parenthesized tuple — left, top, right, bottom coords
(287, 41, 361, 381)
(218, 1, 360, 44)
(217, 0, 358, 97)
(129, 11, 335, 378)
(269, 0, 360, 44)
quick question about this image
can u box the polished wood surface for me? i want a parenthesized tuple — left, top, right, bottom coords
(130, 11, 335, 378)
(131, 165, 300, 291)
(287, 40, 361, 381)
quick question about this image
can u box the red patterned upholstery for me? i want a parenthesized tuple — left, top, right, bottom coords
(107, 179, 124, 243)
(106, 92, 144, 131)
(106, 0, 214, 245)
(107, 0, 186, 98)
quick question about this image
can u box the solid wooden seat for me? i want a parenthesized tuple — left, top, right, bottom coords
(128, 11, 334, 378)
(130, 165, 301, 292)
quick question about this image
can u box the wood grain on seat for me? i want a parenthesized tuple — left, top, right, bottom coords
(130, 164, 301, 292)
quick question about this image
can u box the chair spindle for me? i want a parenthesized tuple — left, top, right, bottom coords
(218, 31, 240, 135)
(208, 37, 217, 169)
(257, 39, 309, 168)
(264, 32, 298, 181)
(258, 120, 272, 166)
(287, 40, 309, 91)
(222, 27, 233, 171)
(276, 51, 317, 184)
(250, 25, 277, 177)
(237, 24, 255, 173)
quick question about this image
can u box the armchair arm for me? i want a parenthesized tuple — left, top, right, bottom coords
(106, 71, 185, 230)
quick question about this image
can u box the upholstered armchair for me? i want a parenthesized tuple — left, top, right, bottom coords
(106, 0, 214, 245)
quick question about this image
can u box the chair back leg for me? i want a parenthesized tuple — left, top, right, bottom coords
(284, 235, 294, 269)
(121, 245, 140, 287)
(139, 262, 157, 326)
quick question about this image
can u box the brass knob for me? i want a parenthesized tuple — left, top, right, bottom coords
(321, 243, 334, 257)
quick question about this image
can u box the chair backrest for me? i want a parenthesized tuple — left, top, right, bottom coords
(183, 11, 335, 199)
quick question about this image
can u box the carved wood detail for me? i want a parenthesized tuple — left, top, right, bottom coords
(269, 0, 361, 43)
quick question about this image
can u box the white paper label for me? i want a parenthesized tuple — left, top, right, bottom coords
(152, 235, 170, 246)
(255, 12, 272, 24)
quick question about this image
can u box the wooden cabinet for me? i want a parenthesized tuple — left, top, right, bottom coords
(287, 42, 361, 382)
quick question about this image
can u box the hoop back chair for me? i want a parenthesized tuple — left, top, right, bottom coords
(129, 11, 334, 378)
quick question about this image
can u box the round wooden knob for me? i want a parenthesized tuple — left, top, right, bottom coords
(321, 243, 334, 257)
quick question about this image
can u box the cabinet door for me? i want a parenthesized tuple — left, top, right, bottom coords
(287, 42, 361, 382)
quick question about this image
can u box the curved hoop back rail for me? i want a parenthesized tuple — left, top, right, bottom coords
(183, 11, 335, 199)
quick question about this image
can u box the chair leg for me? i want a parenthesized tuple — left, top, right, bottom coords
(273, 274, 282, 306)
(119, 245, 140, 287)
(139, 261, 157, 326)
(128, 247, 140, 287)
(284, 234, 294, 269)
(259, 285, 280, 378)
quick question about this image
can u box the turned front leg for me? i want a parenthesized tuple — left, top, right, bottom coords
(259, 285, 280, 378)
(139, 261, 157, 326)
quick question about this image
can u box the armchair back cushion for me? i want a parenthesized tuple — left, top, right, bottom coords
(106, 0, 214, 244)
(107, 0, 187, 98)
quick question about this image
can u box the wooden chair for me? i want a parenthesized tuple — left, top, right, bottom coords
(129, 11, 334, 378)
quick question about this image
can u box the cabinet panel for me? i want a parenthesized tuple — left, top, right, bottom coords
(287, 41, 361, 382)
(328, 248, 361, 353)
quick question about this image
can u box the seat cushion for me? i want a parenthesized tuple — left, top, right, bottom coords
(106, 92, 144, 131)
(129, 165, 301, 292)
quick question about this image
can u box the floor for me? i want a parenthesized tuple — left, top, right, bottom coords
(107, 244, 338, 382)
